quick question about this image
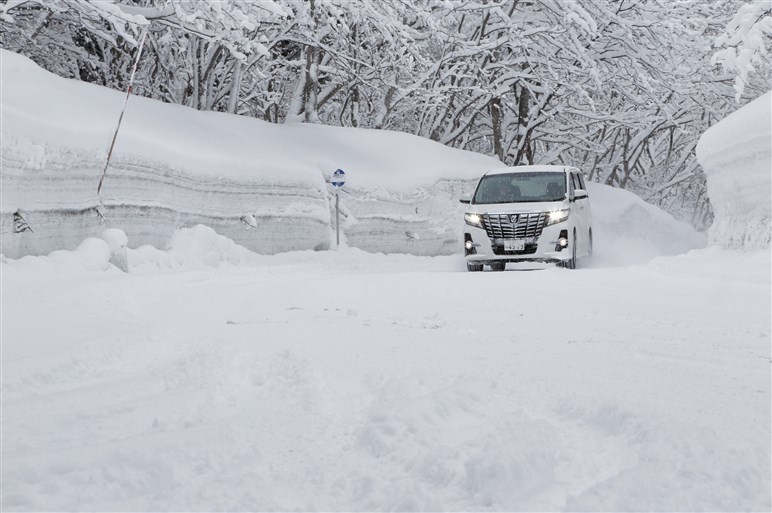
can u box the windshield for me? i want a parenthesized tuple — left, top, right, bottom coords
(472, 172, 566, 204)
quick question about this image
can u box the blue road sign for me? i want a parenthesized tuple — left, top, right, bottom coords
(331, 168, 346, 188)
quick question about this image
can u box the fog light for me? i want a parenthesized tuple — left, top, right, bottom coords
(464, 233, 477, 255)
(558, 238, 568, 247)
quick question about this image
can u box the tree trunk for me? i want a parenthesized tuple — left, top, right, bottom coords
(227, 59, 242, 114)
(191, 39, 200, 110)
(303, 45, 321, 123)
(285, 62, 307, 123)
(514, 83, 532, 164)
(374, 85, 396, 129)
(490, 96, 503, 161)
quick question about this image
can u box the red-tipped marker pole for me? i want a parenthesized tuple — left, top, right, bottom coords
(97, 26, 149, 196)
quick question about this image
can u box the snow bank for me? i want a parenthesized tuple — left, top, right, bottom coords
(696, 91, 771, 250)
(587, 182, 706, 266)
(6, 182, 705, 274)
(0, 50, 498, 258)
(2, 50, 704, 263)
(126, 225, 266, 271)
(2, 236, 113, 275)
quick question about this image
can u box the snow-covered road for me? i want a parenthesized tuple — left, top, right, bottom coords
(2, 245, 770, 511)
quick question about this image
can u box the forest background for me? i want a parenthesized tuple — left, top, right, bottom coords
(2, 0, 770, 228)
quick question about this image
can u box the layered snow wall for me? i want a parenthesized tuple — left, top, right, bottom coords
(2, 50, 705, 261)
(696, 91, 771, 250)
(1, 50, 498, 258)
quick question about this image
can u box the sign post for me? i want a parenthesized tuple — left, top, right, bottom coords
(331, 169, 346, 248)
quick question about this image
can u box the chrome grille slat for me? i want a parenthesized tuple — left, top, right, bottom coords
(482, 212, 547, 240)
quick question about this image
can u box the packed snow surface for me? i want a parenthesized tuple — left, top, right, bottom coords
(696, 90, 771, 250)
(2, 228, 770, 511)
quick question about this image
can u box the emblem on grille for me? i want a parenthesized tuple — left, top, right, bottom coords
(509, 214, 519, 224)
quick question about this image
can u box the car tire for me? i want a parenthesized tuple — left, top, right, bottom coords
(588, 228, 593, 257)
(566, 229, 577, 270)
(584, 228, 593, 266)
(489, 261, 506, 272)
(467, 262, 484, 272)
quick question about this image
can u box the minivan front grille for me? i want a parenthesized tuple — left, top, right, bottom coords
(482, 212, 547, 239)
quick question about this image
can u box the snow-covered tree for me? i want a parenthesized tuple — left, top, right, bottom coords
(711, 0, 772, 102)
(2, 0, 767, 228)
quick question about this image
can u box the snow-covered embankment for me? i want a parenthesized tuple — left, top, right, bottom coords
(2, 49, 705, 263)
(0, 50, 497, 258)
(696, 91, 771, 250)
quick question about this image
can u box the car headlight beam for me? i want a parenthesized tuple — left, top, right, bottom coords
(464, 212, 484, 228)
(547, 209, 569, 226)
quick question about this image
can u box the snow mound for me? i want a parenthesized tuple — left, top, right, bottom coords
(138, 224, 263, 270)
(587, 182, 706, 267)
(696, 91, 771, 250)
(2, 237, 113, 274)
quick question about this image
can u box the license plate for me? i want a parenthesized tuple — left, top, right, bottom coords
(504, 239, 525, 251)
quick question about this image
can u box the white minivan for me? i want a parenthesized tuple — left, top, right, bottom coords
(460, 165, 592, 271)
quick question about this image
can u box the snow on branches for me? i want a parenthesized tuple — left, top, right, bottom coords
(711, 0, 772, 102)
(3, 0, 769, 228)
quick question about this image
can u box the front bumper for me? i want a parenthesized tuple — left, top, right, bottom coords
(464, 223, 571, 264)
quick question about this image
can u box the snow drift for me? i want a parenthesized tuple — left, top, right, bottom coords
(1, 49, 704, 262)
(696, 91, 771, 250)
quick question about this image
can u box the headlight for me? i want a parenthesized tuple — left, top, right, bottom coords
(464, 212, 484, 228)
(546, 209, 569, 226)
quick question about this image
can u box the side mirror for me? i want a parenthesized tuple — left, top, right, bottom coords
(574, 189, 588, 200)
(459, 193, 472, 204)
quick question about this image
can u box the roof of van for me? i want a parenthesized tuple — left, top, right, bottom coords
(485, 165, 576, 176)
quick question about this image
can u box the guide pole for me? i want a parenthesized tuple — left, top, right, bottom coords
(98, 26, 149, 197)
(336, 190, 340, 248)
(330, 168, 345, 249)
